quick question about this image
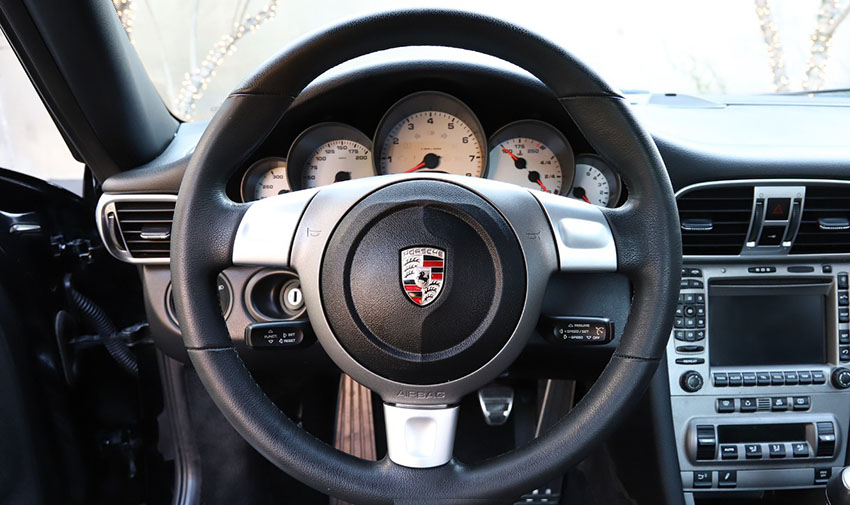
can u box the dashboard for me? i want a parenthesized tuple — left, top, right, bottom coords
(95, 56, 850, 503)
(235, 90, 621, 207)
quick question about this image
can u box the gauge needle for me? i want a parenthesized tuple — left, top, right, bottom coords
(572, 186, 591, 203)
(406, 153, 441, 173)
(527, 171, 548, 192)
(502, 145, 527, 169)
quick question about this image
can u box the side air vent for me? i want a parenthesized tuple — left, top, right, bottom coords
(97, 195, 177, 264)
(791, 185, 850, 255)
(677, 186, 754, 256)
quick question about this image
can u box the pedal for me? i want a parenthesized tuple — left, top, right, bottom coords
(478, 384, 514, 426)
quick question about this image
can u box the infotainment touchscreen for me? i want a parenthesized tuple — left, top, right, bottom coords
(709, 285, 827, 366)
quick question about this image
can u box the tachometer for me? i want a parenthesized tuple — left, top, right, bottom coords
(240, 157, 290, 202)
(571, 154, 621, 207)
(287, 123, 374, 189)
(487, 120, 574, 194)
(375, 92, 486, 177)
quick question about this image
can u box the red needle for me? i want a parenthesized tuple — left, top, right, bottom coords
(501, 145, 519, 161)
(406, 161, 426, 173)
(581, 195, 591, 204)
(536, 179, 549, 192)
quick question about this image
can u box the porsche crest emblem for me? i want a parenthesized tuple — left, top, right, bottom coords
(400, 246, 446, 307)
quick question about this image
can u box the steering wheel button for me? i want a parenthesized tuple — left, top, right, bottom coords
(246, 321, 311, 348)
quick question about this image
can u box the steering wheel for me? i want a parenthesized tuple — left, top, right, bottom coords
(171, 9, 680, 504)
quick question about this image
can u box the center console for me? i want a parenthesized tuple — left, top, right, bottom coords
(668, 262, 850, 493)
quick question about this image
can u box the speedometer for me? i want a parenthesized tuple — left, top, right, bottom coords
(375, 92, 486, 177)
(287, 123, 374, 189)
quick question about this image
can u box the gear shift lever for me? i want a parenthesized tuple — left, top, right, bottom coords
(827, 467, 850, 504)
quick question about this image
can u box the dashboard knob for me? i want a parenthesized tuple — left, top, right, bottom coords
(680, 370, 704, 393)
(832, 368, 850, 389)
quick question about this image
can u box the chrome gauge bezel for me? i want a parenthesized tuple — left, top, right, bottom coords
(487, 119, 575, 195)
(374, 91, 488, 177)
(286, 122, 374, 190)
(572, 154, 622, 208)
(240, 157, 289, 202)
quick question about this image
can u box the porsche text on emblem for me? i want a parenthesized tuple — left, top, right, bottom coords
(400, 246, 446, 307)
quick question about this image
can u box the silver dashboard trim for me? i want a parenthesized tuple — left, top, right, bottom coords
(676, 178, 850, 262)
(95, 193, 178, 265)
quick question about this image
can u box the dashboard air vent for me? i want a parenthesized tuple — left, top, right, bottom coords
(677, 186, 754, 256)
(97, 195, 177, 263)
(791, 185, 850, 255)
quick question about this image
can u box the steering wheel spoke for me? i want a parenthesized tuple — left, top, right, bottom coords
(231, 188, 320, 268)
(383, 403, 459, 468)
(533, 190, 618, 273)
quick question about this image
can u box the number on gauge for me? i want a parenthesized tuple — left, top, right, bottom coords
(486, 120, 573, 194)
(376, 92, 486, 177)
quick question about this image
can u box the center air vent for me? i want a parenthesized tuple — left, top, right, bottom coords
(97, 195, 177, 264)
(791, 185, 850, 255)
(677, 185, 754, 256)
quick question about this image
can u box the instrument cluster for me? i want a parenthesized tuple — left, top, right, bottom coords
(239, 91, 622, 207)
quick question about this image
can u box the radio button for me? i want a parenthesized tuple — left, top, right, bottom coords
(771, 397, 789, 411)
(676, 345, 704, 353)
(675, 358, 705, 365)
(696, 425, 717, 460)
(792, 443, 809, 458)
(792, 396, 811, 411)
(815, 468, 832, 484)
(768, 443, 786, 458)
(740, 398, 757, 412)
(713, 373, 728, 387)
(720, 445, 738, 460)
(693, 471, 712, 488)
(716, 398, 735, 413)
(728, 373, 743, 387)
(798, 371, 813, 385)
(718, 470, 737, 489)
(757, 372, 772, 386)
(812, 370, 827, 384)
(742, 372, 757, 386)
(770, 372, 786, 385)
(784, 371, 799, 385)
(744, 444, 762, 459)
(816, 422, 836, 457)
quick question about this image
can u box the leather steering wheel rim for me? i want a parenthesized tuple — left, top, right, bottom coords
(171, 9, 681, 504)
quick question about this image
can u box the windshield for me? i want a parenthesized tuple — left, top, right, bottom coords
(118, 0, 850, 121)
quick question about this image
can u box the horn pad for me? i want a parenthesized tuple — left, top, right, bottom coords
(320, 180, 526, 385)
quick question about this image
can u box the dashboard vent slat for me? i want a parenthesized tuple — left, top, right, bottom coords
(791, 186, 850, 255)
(677, 186, 754, 256)
(98, 196, 177, 263)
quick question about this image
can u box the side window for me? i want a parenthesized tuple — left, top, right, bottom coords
(0, 30, 84, 195)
